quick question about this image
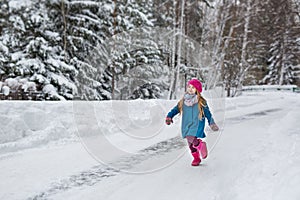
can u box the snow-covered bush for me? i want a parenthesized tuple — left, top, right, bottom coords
(130, 82, 162, 99)
(2, 85, 10, 96)
(42, 84, 65, 100)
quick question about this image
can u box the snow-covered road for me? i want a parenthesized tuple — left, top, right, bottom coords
(0, 91, 299, 200)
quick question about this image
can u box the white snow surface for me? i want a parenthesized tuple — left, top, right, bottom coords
(8, 0, 33, 11)
(0, 91, 300, 200)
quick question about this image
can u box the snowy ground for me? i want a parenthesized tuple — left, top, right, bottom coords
(0, 90, 300, 200)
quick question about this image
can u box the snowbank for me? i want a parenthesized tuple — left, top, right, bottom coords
(0, 101, 77, 153)
(0, 99, 181, 154)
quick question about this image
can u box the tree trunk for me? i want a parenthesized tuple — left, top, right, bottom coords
(168, 0, 178, 100)
(61, 0, 67, 61)
(111, 0, 117, 100)
(174, 0, 185, 99)
(234, 0, 252, 96)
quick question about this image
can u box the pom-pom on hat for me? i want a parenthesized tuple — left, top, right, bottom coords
(187, 78, 202, 93)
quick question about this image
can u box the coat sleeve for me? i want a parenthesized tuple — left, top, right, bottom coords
(204, 104, 215, 125)
(167, 105, 180, 119)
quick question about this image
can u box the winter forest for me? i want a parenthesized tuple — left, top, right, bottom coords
(0, 0, 299, 100)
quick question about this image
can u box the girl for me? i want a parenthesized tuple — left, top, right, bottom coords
(165, 78, 219, 166)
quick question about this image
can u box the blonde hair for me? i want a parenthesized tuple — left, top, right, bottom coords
(178, 91, 207, 119)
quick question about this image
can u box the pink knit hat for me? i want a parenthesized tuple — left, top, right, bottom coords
(187, 79, 202, 93)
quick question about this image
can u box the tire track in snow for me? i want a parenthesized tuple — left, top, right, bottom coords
(27, 136, 186, 200)
(226, 108, 282, 124)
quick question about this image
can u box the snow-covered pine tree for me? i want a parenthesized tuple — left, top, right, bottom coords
(21, 0, 77, 100)
(0, 0, 27, 80)
(108, 29, 168, 100)
(0, 1, 10, 80)
(242, 1, 268, 86)
(107, 0, 168, 100)
(0, 0, 78, 100)
(129, 82, 161, 99)
(262, 0, 300, 85)
(46, 0, 110, 100)
(1, 0, 169, 100)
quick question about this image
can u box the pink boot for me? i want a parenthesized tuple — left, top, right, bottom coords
(194, 139, 208, 159)
(191, 151, 201, 166)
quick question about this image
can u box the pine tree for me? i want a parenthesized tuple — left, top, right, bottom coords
(0, 0, 10, 80)
(0, 0, 78, 100)
(46, 0, 109, 100)
(261, 0, 300, 85)
(107, 0, 167, 100)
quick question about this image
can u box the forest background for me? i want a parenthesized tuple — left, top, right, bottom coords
(0, 0, 299, 100)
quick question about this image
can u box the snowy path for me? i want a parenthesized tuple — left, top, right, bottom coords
(0, 92, 299, 200)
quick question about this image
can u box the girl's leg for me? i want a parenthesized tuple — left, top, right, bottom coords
(186, 135, 200, 149)
(188, 143, 197, 153)
(186, 136, 201, 166)
(193, 138, 208, 159)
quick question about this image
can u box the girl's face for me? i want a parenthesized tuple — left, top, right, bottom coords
(187, 84, 197, 95)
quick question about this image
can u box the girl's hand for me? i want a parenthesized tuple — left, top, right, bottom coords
(210, 123, 219, 131)
(165, 117, 173, 125)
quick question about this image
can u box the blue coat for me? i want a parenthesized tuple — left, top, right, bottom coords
(167, 103, 215, 139)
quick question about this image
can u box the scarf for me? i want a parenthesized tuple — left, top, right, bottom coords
(184, 93, 198, 106)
